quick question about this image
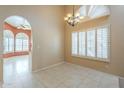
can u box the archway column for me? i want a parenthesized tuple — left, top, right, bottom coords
(14, 33, 16, 53)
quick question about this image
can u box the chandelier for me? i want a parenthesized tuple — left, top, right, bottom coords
(64, 5, 84, 27)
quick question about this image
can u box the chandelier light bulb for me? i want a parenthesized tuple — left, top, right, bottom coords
(75, 13, 80, 17)
(70, 20, 73, 23)
(68, 20, 71, 23)
(67, 13, 72, 17)
(64, 17, 68, 21)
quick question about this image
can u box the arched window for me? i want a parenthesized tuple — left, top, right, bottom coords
(16, 33, 29, 51)
(77, 5, 110, 22)
(4, 30, 14, 53)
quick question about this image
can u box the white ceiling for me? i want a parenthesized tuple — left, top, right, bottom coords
(5, 16, 31, 30)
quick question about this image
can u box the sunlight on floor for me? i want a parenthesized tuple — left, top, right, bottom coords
(4, 55, 31, 76)
(3, 55, 33, 87)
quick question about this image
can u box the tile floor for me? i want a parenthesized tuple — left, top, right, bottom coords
(0, 55, 119, 88)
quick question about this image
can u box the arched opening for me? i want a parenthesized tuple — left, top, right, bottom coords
(3, 16, 32, 85)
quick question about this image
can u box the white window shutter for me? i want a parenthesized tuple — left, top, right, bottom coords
(79, 32, 86, 56)
(72, 32, 78, 55)
(87, 30, 96, 57)
(71, 25, 110, 62)
(9, 38, 14, 52)
(16, 38, 23, 51)
(4, 38, 9, 53)
(23, 39, 29, 51)
(97, 27, 109, 59)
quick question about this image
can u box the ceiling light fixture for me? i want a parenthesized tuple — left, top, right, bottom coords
(64, 5, 84, 27)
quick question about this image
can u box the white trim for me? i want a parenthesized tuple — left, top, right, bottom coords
(72, 55, 109, 63)
(71, 32, 78, 55)
(33, 61, 65, 73)
(77, 32, 79, 55)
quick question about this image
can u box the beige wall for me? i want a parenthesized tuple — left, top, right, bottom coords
(0, 5, 124, 82)
(0, 6, 65, 81)
(65, 5, 124, 77)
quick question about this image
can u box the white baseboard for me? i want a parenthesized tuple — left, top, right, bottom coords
(33, 61, 65, 73)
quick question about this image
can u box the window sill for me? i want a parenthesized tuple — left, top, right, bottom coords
(71, 54, 110, 63)
(4, 51, 14, 54)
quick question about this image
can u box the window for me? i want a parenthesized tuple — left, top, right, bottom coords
(72, 32, 78, 55)
(16, 33, 29, 51)
(77, 5, 110, 22)
(4, 38, 9, 52)
(71, 25, 110, 62)
(97, 27, 109, 59)
(23, 39, 29, 51)
(79, 32, 85, 56)
(16, 38, 23, 51)
(87, 30, 95, 57)
(4, 30, 14, 53)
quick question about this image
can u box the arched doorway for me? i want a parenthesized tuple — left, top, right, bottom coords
(3, 16, 32, 86)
